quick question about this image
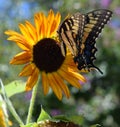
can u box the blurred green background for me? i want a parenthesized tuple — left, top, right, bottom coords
(0, 0, 120, 127)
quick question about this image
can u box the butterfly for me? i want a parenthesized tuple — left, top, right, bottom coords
(57, 9, 112, 74)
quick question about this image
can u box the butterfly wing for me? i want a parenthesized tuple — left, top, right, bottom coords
(58, 13, 85, 56)
(74, 9, 112, 73)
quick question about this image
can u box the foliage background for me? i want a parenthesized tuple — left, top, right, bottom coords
(0, 0, 120, 127)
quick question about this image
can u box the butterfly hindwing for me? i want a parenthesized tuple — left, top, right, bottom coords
(74, 9, 112, 73)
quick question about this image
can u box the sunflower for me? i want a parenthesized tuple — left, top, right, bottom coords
(0, 107, 6, 127)
(0, 107, 12, 127)
(0, 100, 12, 127)
(5, 10, 86, 100)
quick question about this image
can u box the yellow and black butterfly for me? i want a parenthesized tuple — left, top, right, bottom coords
(57, 9, 112, 74)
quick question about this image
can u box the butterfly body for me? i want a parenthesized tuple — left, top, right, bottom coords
(58, 9, 112, 73)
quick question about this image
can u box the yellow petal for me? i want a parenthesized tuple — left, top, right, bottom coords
(63, 55, 87, 81)
(58, 68, 81, 88)
(41, 71, 49, 95)
(68, 68, 86, 82)
(53, 72, 70, 98)
(46, 10, 55, 37)
(10, 51, 31, 65)
(34, 12, 43, 40)
(40, 14, 47, 37)
(47, 9, 55, 21)
(34, 15, 39, 40)
(55, 12, 61, 29)
(47, 73, 62, 100)
(19, 23, 35, 45)
(5, 30, 31, 50)
(0, 108, 6, 127)
(64, 54, 89, 73)
(50, 12, 61, 36)
(19, 63, 35, 76)
(25, 68, 39, 91)
(25, 21, 37, 43)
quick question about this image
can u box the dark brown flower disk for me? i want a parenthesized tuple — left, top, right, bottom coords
(33, 38, 65, 73)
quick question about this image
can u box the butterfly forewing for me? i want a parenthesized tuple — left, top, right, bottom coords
(74, 9, 112, 73)
(83, 9, 112, 45)
(58, 13, 85, 56)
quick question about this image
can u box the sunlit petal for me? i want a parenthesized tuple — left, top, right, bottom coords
(53, 72, 70, 98)
(58, 68, 81, 88)
(25, 21, 37, 43)
(0, 107, 6, 127)
(47, 73, 62, 100)
(5, 30, 31, 50)
(68, 68, 86, 82)
(25, 68, 39, 91)
(10, 51, 32, 65)
(47, 10, 55, 37)
(19, 63, 35, 76)
(40, 14, 47, 37)
(50, 12, 61, 36)
(41, 71, 50, 95)
(19, 23, 35, 45)
(34, 13, 42, 40)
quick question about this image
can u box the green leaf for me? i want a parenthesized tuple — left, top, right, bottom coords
(3, 80, 25, 97)
(20, 123, 38, 127)
(53, 115, 69, 122)
(67, 115, 84, 125)
(37, 108, 51, 122)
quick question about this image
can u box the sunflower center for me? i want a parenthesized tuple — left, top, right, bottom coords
(33, 38, 65, 73)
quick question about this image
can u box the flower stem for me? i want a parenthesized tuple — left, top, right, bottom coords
(26, 80, 39, 124)
(6, 97, 24, 125)
(0, 79, 24, 126)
